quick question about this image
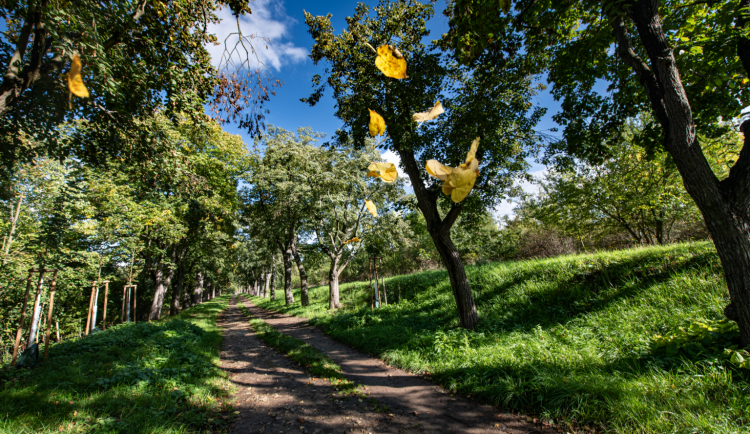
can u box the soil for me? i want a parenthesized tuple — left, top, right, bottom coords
(219, 296, 557, 434)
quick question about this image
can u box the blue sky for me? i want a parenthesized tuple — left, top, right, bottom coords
(210, 0, 563, 218)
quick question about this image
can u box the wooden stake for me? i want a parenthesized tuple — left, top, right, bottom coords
(133, 286, 137, 323)
(369, 258, 374, 310)
(85, 281, 96, 335)
(44, 270, 59, 360)
(26, 270, 46, 347)
(380, 258, 387, 306)
(11, 270, 35, 367)
(121, 286, 127, 324)
(101, 281, 109, 330)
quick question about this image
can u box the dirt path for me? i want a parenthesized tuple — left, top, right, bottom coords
(222, 296, 555, 434)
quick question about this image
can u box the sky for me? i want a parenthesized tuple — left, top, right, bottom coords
(209, 0, 562, 219)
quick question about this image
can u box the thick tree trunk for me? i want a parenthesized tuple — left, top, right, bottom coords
(253, 279, 259, 296)
(395, 148, 478, 329)
(281, 242, 295, 305)
(292, 236, 309, 306)
(328, 256, 341, 309)
(169, 263, 185, 316)
(192, 272, 204, 305)
(269, 256, 276, 301)
(148, 260, 175, 321)
(614, 2, 750, 345)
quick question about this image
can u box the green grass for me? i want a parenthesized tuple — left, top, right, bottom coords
(235, 299, 361, 394)
(0, 296, 235, 434)
(250, 242, 750, 433)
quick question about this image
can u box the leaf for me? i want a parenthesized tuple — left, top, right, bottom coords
(375, 45, 408, 79)
(731, 351, 745, 365)
(425, 138, 481, 203)
(412, 101, 445, 123)
(365, 199, 377, 217)
(425, 160, 452, 181)
(68, 54, 90, 98)
(367, 162, 398, 182)
(343, 236, 361, 245)
(368, 109, 386, 136)
(465, 137, 480, 164)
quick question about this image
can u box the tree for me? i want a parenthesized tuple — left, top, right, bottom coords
(530, 116, 728, 246)
(0, 0, 276, 178)
(305, 141, 403, 309)
(445, 0, 750, 343)
(304, 0, 542, 328)
(244, 126, 323, 306)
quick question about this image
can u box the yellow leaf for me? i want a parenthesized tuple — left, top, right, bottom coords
(465, 137, 480, 164)
(424, 138, 481, 203)
(365, 199, 377, 217)
(368, 109, 386, 136)
(375, 45, 408, 79)
(425, 159, 452, 181)
(413, 101, 444, 123)
(68, 54, 89, 98)
(343, 236, 361, 245)
(366, 162, 398, 182)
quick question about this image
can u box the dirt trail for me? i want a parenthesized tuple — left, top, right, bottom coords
(222, 295, 554, 434)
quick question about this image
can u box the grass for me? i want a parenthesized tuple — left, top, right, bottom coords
(249, 241, 750, 433)
(235, 298, 361, 394)
(0, 296, 235, 434)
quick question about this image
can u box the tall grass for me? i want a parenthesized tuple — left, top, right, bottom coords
(251, 242, 750, 433)
(0, 296, 234, 434)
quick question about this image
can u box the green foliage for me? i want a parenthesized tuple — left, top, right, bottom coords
(250, 242, 750, 433)
(0, 296, 234, 434)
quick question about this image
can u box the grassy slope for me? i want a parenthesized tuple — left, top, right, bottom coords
(250, 242, 750, 433)
(0, 296, 234, 434)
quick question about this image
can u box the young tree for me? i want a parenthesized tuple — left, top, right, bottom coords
(304, 1, 542, 327)
(244, 127, 323, 306)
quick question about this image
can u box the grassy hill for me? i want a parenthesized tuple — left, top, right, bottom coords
(251, 241, 750, 433)
(0, 296, 235, 434)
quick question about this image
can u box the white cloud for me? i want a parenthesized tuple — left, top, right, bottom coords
(206, 0, 308, 72)
(492, 168, 547, 220)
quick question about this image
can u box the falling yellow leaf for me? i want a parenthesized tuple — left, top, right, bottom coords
(368, 109, 386, 136)
(375, 45, 408, 79)
(366, 162, 398, 182)
(68, 54, 89, 98)
(412, 101, 444, 123)
(425, 138, 481, 203)
(465, 137, 480, 164)
(365, 199, 377, 217)
(425, 159, 452, 181)
(343, 237, 361, 245)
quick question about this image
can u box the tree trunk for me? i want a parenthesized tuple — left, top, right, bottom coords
(281, 241, 295, 305)
(269, 256, 276, 301)
(612, 2, 750, 345)
(170, 263, 185, 316)
(328, 256, 341, 309)
(395, 148, 478, 329)
(193, 272, 204, 305)
(292, 236, 309, 306)
(148, 260, 176, 321)
(253, 278, 259, 296)
(205, 280, 212, 300)
(264, 270, 271, 298)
